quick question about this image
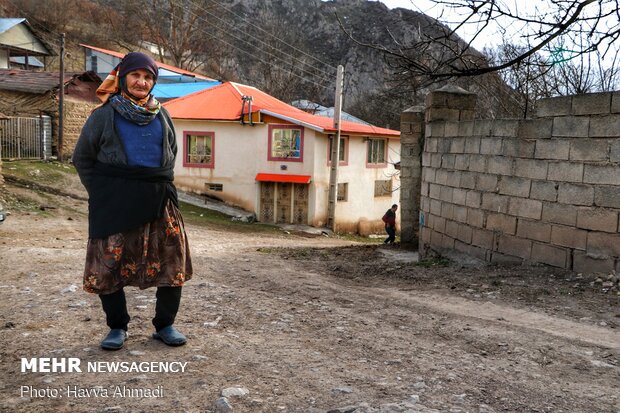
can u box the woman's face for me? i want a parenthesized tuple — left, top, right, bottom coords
(125, 69, 155, 99)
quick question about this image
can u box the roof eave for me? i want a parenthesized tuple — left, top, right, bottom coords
(259, 110, 325, 133)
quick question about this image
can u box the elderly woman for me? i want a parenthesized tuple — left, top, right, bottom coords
(73, 52, 192, 350)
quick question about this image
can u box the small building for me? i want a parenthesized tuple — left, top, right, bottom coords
(81, 44, 218, 84)
(164, 82, 400, 233)
(0, 69, 101, 158)
(80, 44, 221, 101)
(0, 18, 54, 70)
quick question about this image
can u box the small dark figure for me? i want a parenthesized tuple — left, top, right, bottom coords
(382, 204, 398, 244)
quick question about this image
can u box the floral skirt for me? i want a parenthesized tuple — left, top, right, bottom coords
(83, 200, 193, 295)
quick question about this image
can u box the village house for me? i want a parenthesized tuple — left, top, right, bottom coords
(81, 44, 218, 86)
(164, 82, 401, 233)
(0, 17, 54, 178)
(81, 44, 221, 102)
(0, 18, 54, 70)
(0, 69, 101, 159)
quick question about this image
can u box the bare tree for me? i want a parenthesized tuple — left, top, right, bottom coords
(338, 0, 620, 84)
(486, 36, 620, 118)
(91, 0, 217, 72)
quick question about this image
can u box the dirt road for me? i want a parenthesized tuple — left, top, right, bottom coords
(0, 170, 619, 413)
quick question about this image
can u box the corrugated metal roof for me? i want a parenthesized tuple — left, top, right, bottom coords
(291, 99, 371, 125)
(151, 81, 221, 99)
(164, 82, 399, 137)
(0, 18, 26, 35)
(80, 44, 217, 81)
(0, 69, 100, 94)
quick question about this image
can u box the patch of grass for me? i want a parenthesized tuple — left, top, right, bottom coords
(256, 247, 278, 253)
(4, 189, 51, 215)
(179, 202, 280, 234)
(416, 256, 451, 268)
(336, 233, 388, 244)
(3, 159, 77, 185)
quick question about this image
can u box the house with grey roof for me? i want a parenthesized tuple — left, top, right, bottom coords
(0, 18, 54, 70)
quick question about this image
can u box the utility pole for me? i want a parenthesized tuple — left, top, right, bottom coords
(327, 65, 344, 230)
(58, 33, 65, 162)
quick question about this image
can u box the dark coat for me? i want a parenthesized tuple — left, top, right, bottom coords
(73, 103, 179, 238)
(72, 103, 177, 193)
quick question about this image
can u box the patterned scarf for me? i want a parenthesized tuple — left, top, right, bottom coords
(95, 65, 161, 124)
(109, 94, 160, 125)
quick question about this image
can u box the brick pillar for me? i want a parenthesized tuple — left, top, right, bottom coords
(419, 85, 477, 257)
(399, 105, 424, 245)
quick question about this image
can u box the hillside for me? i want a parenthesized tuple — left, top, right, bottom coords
(2, 0, 519, 127)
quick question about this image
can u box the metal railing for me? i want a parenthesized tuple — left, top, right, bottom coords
(0, 115, 52, 160)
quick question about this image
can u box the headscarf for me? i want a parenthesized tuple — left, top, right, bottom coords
(94, 52, 161, 120)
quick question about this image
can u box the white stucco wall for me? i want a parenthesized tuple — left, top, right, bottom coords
(173, 120, 260, 211)
(86, 50, 121, 79)
(0, 24, 49, 55)
(173, 120, 318, 211)
(311, 135, 401, 232)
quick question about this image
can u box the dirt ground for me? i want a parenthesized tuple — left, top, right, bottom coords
(0, 162, 619, 413)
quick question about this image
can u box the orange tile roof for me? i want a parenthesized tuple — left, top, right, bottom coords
(163, 82, 399, 138)
(80, 44, 216, 81)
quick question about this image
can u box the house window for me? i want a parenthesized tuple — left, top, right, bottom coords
(367, 138, 386, 166)
(328, 135, 348, 165)
(184, 131, 214, 168)
(374, 179, 392, 197)
(268, 125, 304, 162)
(337, 183, 348, 201)
(91, 55, 98, 73)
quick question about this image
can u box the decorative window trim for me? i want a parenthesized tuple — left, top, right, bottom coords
(183, 131, 215, 168)
(327, 135, 349, 166)
(268, 124, 304, 162)
(366, 138, 388, 168)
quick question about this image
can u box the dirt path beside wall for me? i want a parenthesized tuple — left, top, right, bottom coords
(0, 180, 619, 413)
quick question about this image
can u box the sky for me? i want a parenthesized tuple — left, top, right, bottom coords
(375, 0, 518, 50)
(376, 0, 619, 60)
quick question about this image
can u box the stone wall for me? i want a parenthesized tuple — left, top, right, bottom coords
(411, 87, 620, 273)
(63, 99, 98, 160)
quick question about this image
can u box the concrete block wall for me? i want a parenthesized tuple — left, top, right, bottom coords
(417, 89, 620, 274)
(399, 106, 424, 244)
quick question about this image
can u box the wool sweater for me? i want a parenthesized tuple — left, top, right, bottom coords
(73, 103, 177, 193)
(114, 114, 163, 167)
